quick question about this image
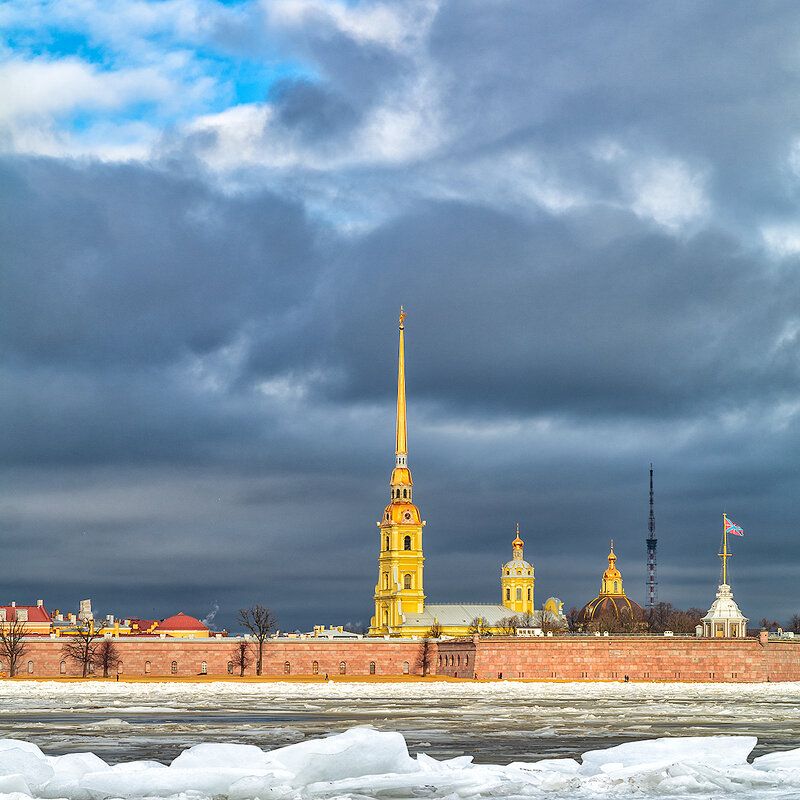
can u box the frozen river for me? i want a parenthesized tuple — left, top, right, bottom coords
(1, 680, 799, 799)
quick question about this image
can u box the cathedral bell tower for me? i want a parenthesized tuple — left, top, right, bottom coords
(369, 309, 426, 636)
(500, 524, 535, 615)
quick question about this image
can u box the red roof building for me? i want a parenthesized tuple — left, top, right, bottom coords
(0, 601, 52, 635)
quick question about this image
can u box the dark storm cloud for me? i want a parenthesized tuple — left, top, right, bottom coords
(2, 2, 800, 631)
(269, 78, 360, 141)
(0, 157, 318, 369)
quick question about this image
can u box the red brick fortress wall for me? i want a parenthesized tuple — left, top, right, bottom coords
(8, 635, 800, 681)
(10, 637, 435, 678)
(436, 635, 800, 682)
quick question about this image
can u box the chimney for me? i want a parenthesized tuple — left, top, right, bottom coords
(11, 601, 15, 607)
(37, 599, 43, 607)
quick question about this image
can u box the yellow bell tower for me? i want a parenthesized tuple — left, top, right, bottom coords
(369, 308, 426, 636)
(500, 524, 535, 614)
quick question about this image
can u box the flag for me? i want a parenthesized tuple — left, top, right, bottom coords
(724, 516, 744, 537)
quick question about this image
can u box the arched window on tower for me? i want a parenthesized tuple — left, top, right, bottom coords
(383, 573, 389, 590)
(505, 588, 510, 601)
(527, 588, 531, 601)
(403, 489, 407, 498)
(404, 535, 411, 550)
(614, 580, 618, 593)
(385, 536, 389, 550)
(403, 574, 412, 589)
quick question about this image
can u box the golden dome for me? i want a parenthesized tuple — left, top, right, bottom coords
(390, 467, 413, 486)
(512, 522, 524, 549)
(381, 502, 421, 525)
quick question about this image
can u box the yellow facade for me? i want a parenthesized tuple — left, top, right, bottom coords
(500, 525, 535, 615)
(369, 309, 426, 635)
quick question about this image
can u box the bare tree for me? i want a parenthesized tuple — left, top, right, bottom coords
(231, 640, 253, 676)
(665, 607, 704, 634)
(566, 607, 583, 632)
(237, 605, 277, 675)
(0, 620, 29, 677)
(416, 637, 434, 676)
(61, 628, 103, 677)
(426, 622, 443, 639)
(789, 614, 800, 634)
(92, 639, 121, 678)
(647, 602, 674, 633)
(467, 616, 488, 637)
(539, 606, 561, 635)
(496, 615, 519, 636)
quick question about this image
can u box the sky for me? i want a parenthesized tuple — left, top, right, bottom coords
(1, 0, 799, 634)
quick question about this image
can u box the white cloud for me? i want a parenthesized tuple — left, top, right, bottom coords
(0, 58, 173, 121)
(628, 158, 709, 230)
(761, 223, 800, 258)
(267, 0, 436, 53)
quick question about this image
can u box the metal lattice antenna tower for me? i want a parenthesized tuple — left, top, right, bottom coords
(646, 464, 657, 609)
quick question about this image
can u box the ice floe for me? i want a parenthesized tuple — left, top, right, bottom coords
(0, 728, 798, 800)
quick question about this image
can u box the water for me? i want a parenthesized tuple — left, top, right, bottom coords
(1, 681, 799, 798)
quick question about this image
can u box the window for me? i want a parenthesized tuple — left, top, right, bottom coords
(227, 662, 233, 674)
(383, 573, 389, 589)
(88, 662, 94, 674)
(403, 574, 412, 589)
(505, 588, 510, 601)
(145, 661, 151, 674)
(527, 588, 531, 601)
(28, 661, 33, 674)
(402, 661, 409, 674)
(171, 661, 178, 674)
(403, 489, 407, 498)
(339, 661, 346, 675)
(369, 661, 376, 674)
(117, 662, 123, 674)
(516, 587, 522, 601)
(59, 661, 66, 674)
(457, 655, 460, 666)
(614, 581, 618, 592)
(404, 535, 411, 550)
(284, 661, 291, 674)
(384, 536, 389, 550)
(383, 610, 389, 624)
(312, 661, 319, 674)
(465, 655, 469, 666)
(201, 661, 207, 675)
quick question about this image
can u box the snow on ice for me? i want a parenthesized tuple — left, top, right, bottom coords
(0, 728, 799, 800)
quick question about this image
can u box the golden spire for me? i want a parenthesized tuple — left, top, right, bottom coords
(396, 306, 407, 456)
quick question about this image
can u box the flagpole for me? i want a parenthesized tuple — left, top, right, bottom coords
(721, 513, 729, 585)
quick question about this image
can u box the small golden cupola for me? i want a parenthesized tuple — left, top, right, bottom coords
(369, 308, 426, 636)
(501, 524, 535, 615)
(601, 540, 624, 596)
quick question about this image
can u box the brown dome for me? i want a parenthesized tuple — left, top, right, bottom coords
(580, 594, 645, 623)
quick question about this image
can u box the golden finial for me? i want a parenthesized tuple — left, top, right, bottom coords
(399, 306, 406, 327)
